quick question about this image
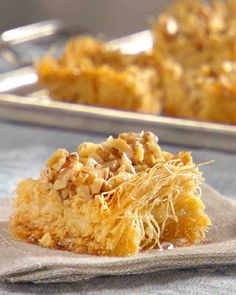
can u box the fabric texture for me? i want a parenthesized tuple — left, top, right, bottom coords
(0, 184, 235, 284)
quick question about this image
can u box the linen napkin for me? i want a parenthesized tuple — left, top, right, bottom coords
(0, 184, 235, 284)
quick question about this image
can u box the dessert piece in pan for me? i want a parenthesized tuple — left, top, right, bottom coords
(10, 132, 211, 256)
(36, 37, 163, 114)
(153, 0, 236, 68)
(160, 59, 236, 124)
(154, 0, 236, 123)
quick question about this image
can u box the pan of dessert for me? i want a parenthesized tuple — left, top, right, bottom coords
(0, 0, 236, 151)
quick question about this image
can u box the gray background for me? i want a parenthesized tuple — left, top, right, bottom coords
(0, 0, 172, 38)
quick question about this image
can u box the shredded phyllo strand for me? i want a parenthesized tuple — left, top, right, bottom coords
(10, 132, 211, 256)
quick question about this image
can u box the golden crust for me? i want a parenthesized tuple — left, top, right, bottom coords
(10, 132, 211, 256)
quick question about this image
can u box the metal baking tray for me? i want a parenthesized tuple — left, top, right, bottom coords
(0, 29, 236, 152)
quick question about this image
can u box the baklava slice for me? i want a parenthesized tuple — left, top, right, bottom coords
(10, 132, 211, 256)
(36, 37, 162, 114)
(154, 0, 236, 68)
(161, 59, 236, 123)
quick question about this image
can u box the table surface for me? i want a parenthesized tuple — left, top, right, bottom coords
(0, 120, 236, 295)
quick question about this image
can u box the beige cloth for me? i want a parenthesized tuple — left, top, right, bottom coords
(0, 184, 236, 284)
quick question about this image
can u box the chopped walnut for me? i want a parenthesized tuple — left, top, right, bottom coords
(39, 232, 54, 248)
(41, 132, 171, 201)
(47, 149, 69, 171)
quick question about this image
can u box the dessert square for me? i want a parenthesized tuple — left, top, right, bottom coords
(37, 37, 162, 114)
(161, 59, 236, 123)
(10, 132, 211, 256)
(154, 0, 236, 68)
